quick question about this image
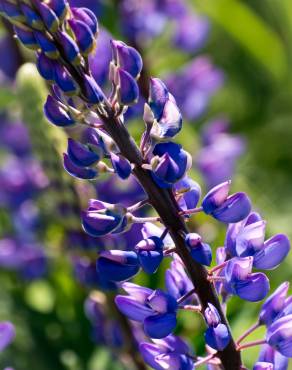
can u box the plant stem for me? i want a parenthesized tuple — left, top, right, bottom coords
(177, 288, 197, 304)
(127, 199, 149, 213)
(195, 353, 216, 367)
(97, 107, 242, 369)
(237, 339, 266, 351)
(236, 322, 261, 345)
(179, 206, 203, 216)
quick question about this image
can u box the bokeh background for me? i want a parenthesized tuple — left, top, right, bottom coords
(0, 0, 292, 369)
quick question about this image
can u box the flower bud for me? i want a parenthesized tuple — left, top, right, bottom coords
(35, 1, 59, 33)
(266, 314, 292, 357)
(83, 74, 105, 104)
(36, 52, 56, 81)
(135, 236, 164, 274)
(68, 19, 95, 56)
(54, 64, 79, 95)
(58, 31, 81, 65)
(71, 7, 98, 35)
(97, 250, 140, 282)
(44, 95, 75, 127)
(202, 180, 231, 214)
(258, 344, 288, 370)
(47, 0, 68, 21)
(110, 152, 132, 180)
(259, 282, 290, 326)
(186, 234, 212, 266)
(14, 26, 38, 50)
(111, 40, 142, 78)
(151, 142, 191, 189)
(149, 78, 169, 120)
(117, 68, 139, 106)
(63, 153, 98, 180)
(174, 177, 201, 211)
(82, 200, 127, 237)
(34, 31, 59, 59)
(204, 305, 230, 352)
(2, 1, 26, 24)
(253, 234, 290, 270)
(67, 138, 100, 167)
(20, 3, 44, 30)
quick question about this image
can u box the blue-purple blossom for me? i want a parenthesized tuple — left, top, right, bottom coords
(82, 200, 129, 237)
(173, 176, 201, 212)
(266, 314, 292, 357)
(165, 257, 195, 303)
(256, 344, 288, 370)
(259, 282, 290, 326)
(185, 233, 212, 266)
(97, 250, 140, 282)
(135, 236, 164, 274)
(225, 212, 290, 269)
(44, 95, 75, 127)
(140, 335, 193, 370)
(148, 78, 182, 140)
(151, 142, 192, 188)
(0, 322, 15, 352)
(116, 283, 178, 338)
(204, 303, 230, 351)
(202, 181, 251, 223)
(224, 257, 270, 301)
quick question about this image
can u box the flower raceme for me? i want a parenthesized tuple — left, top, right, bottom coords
(2, 1, 291, 368)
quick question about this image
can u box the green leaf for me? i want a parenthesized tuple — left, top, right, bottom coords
(195, 0, 288, 80)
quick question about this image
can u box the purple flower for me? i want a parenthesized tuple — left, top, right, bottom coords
(260, 283, 290, 326)
(0, 322, 15, 352)
(185, 233, 212, 266)
(140, 335, 193, 370)
(67, 138, 101, 167)
(151, 142, 191, 188)
(44, 95, 75, 127)
(173, 176, 201, 212)
(63, 153, 98, 179)
(266, 314, 292, 357)
(111, 40, 143, 79)
(148, 78, 182, 140)
(165, 257, 195, 303)
(135, 236, 164, 274)
(202, 181, 251, 223)
(204, 303, 230, 351)
(257, 344, 288, 370)
(110, 152, 132, 180)
(253, 363, 274, 370)
(224, 257, 270, 301)
(97, 250, 140, 282)
(82, 200, 129, 237)
(115, 283, 177, 338)
(225, 213, 290, 269)
(116, 68, 139, 106)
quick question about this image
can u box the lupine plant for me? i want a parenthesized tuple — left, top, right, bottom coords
(1, 1, 292, 369)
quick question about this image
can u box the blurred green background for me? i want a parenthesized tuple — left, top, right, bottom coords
(1, 0, 292, 369)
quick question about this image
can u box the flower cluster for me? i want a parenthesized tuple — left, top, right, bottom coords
(1, 1, 291, 369)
